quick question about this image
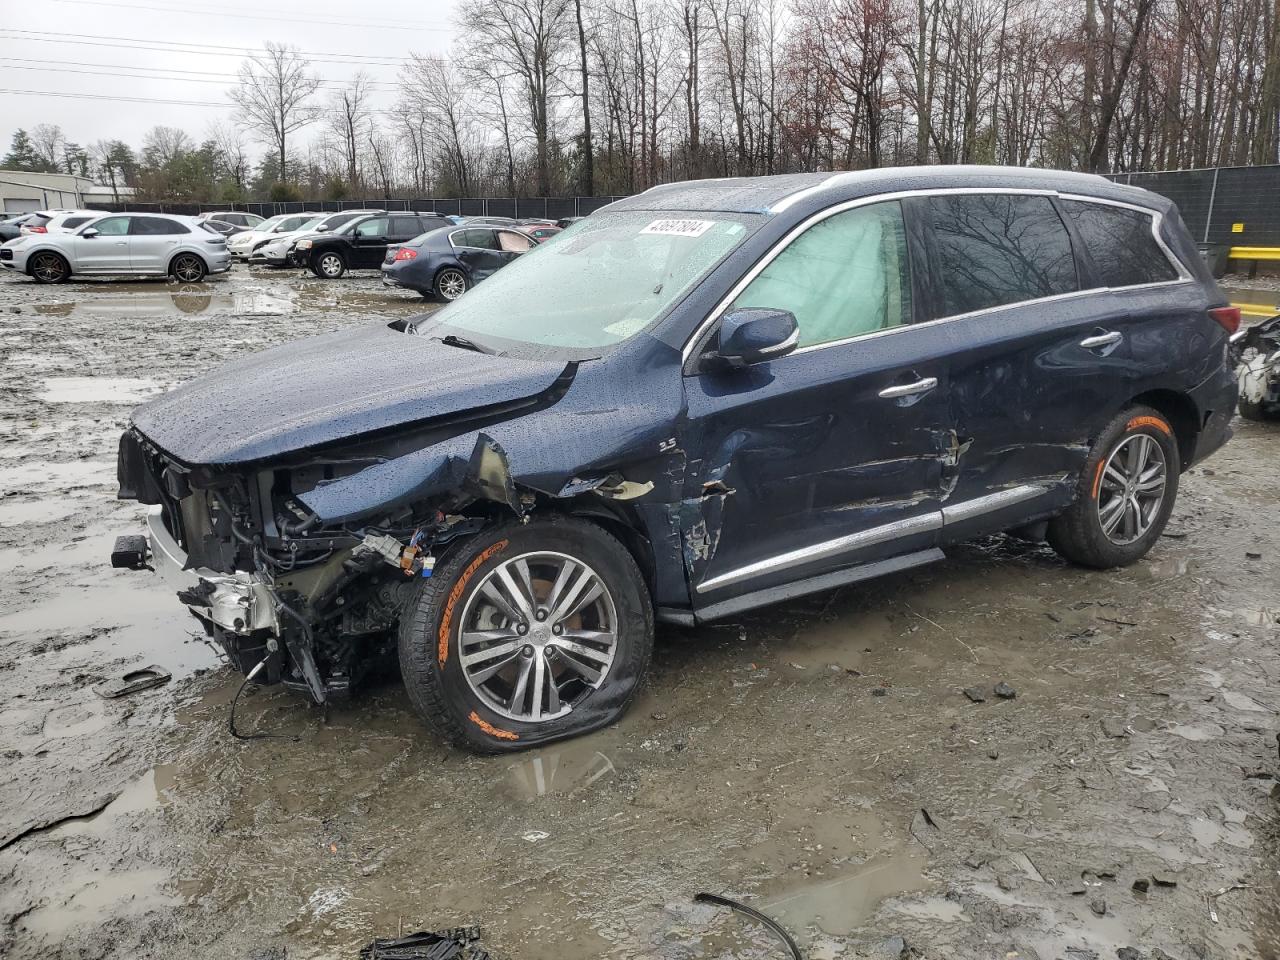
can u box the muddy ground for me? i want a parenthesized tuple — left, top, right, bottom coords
(0, 266, 1277, 960)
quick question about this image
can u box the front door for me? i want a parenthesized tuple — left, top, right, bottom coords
(681, 200, 954, 608)
(74, 215, 131, 271)
(350, 216, 390, 268)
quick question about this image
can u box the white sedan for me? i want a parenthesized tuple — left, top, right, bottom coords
(226, 212, 324, 260)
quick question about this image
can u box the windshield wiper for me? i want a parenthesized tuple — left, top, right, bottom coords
(436, 333, 493, 355)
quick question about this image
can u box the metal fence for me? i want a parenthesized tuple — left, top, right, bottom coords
(92, 195, 627, 220)
(1107, 164, 1280, 247)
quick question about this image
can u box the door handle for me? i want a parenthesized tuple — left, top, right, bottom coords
(1080, 331, 1122, 349)
(878, 376, 938, 399)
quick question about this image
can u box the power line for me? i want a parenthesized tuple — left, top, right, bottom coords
(0, 87, 229, 107)
(0, 30, 436, 67)
(0, 60, 403, 89)
(38, 0, 454, 32)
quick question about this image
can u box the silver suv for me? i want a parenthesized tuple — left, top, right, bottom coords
(0, 212, 232, 283)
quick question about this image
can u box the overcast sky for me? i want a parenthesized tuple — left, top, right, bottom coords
(1, 0, 462, 155)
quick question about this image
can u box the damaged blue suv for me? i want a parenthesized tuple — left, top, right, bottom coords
(115, 166, 1238, 751)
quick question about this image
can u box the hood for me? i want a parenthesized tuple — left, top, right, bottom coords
(130, 324, 571, 465)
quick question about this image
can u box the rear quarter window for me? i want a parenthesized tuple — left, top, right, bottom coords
(926, 194, 1078, 317)
(1061, 200, 1180, 288)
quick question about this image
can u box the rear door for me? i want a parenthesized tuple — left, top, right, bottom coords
(496, 229, 534, 266)
(913, 192, 1134, 538)
(128, 216, 188, 273)
(349, 216, 390, 267)
(451, 228, 505, 280)
(73, 215, 131, 271)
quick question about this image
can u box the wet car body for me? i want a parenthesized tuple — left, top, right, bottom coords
(115, 166, 1237, 750)
(380, 225, 534, 299)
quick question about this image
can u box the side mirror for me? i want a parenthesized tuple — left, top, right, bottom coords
(705, 308, 799, 370)
(81, 228, 99, 238)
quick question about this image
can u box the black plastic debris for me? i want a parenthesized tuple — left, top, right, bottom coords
(694, 893, 801, 960)
(359, 927, 490, 960)
(93, 664, 171, 699)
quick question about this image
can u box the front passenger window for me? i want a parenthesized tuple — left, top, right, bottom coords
(355, 218, 389, 238)
(90, 216, 130, 236)
(729, 202, 912, 348)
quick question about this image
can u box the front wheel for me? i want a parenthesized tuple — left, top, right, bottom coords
(1048, 405, 1181, 568)
(30, 251, 70, 284)
(169, 253, 207, 283)
(311, 251, 346, 279)
(398, 516, 654, 752)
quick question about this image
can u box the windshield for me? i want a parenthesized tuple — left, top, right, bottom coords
(422, 210, 759, 353)
(293, 217, 324, 232)
(256, 216, 285, 231)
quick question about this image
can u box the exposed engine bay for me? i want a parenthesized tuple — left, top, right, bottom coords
(1234, 313, 1280, 421)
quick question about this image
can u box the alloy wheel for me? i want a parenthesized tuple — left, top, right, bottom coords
(1096, 433, 1167, 545)
(172, 255, 204, 282)
(319, 253, 343, 278)
(32, 253, 66, 283)
(457, 551, 619, 723)
(437, 269, 466, 300)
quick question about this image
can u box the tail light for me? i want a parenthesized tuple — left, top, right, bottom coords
(1208, 306, 1241, 335)
(393, 247, 417, 261)
(23, 225, 47, 234)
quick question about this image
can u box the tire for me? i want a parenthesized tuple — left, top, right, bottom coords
(434, 267, 468, 301)
(398, 515, 654, 752)
(169, 253, 207, 283)
(1048, 405, 1181, 569)
(30, 251, 70, 284)
(1238, 398, 1279, 422)
(311, 251, 346, 279)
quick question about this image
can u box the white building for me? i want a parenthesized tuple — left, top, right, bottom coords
(0, 170, 134, 214)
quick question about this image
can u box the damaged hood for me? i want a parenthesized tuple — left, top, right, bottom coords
(130, 323, 570, 465)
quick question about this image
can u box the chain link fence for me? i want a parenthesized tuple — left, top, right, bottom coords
(1108, 165, 1280, 247)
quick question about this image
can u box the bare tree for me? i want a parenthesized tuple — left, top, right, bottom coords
(206, 119, 250, 190)
(329, 73, 372, 192)
(141, 125, 193, 167)
(229, 42, 322, 181)
(30, 123, 67, 170)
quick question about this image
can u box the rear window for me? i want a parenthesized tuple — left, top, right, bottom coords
(62, 217, 92, 229)
(131, 217, 187, 236)
(28, 214, 53, 227)
(926, 194, 1078, 317)
(1061, 200, 1180, 288)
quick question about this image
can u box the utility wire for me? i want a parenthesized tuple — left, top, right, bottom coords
(0, 62, 402, 89)
(35, 0, 453, 32)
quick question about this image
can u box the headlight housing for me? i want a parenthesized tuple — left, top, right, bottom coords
(296, 239, 313, 251)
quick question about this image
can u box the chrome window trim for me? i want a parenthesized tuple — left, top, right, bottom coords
(683, 187, 1193, 365)
(696, 483, 1051, 595)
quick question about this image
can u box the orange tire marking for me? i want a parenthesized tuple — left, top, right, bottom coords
(469, 710, 519, 741)
(437, 539, 508, 667)
(1126, 415, 1170, 436)
(1092, 459, 1107, 500)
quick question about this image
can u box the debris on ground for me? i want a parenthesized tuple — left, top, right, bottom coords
(962, 686, 987, 703)
(1101, 718, 1129, 738)
(92, 664, 172, 699)
(1206, 882, 1249, 922)
(993, 681, 1017, 699)
(1090, 897, 1107, 916)
(909, 808, 943, 849)
(358, 927, 492, 960)
(694, 892, 801, 960)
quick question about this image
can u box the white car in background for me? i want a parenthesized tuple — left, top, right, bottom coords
(247, 214, 325, 265)
(0, 212, 232, 283)
(248, 209, 385, 267)
(40, 210, 110, 234)
(18, 209, 80, 235)
(226, 212, 323, 260)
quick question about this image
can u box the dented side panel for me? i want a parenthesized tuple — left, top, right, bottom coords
(678, 333, 953, 602)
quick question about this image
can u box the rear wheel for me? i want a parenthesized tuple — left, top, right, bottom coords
(30, 252, 70, 284)
(311, 251, 346, 279)
(1048, 406, 1180, 568)
(398, 516, 653, 752)
(434, 267, 468, 301)
(169, 253, 206, 283)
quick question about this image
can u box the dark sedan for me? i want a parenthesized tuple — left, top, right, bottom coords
(381, 224, 535, 300)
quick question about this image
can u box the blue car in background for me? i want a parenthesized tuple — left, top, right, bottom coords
(381, 224, 537, 300)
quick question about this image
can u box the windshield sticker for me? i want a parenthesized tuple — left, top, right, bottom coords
(641, 218, 716, 238)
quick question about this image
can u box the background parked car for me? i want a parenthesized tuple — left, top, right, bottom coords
(227, 213, 323, 260)
(516, 223, 563, 242)
(1, 212, 231, 283)
(0, 213, 38, 243)
(202, 219, 249, 237)
(18, 209, 79, 235)
(247, 214, 325, 265)
(380, 223, 534, 299)
(299, 212, 451, 278)
(556, 216, 584, 229)
(258, 209, 387, 267)
(41, 210, 110, 234)
(197, 211, 265, 229)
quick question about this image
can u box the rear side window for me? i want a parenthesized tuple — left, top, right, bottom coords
(730, 200, 913, 348)
(1061, 200, 1180, 288)
(927, 194, 1077, 317)
(131, 217, 187, 236)
(62, 217, 92, 229)
(389, 216, 421, 235)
